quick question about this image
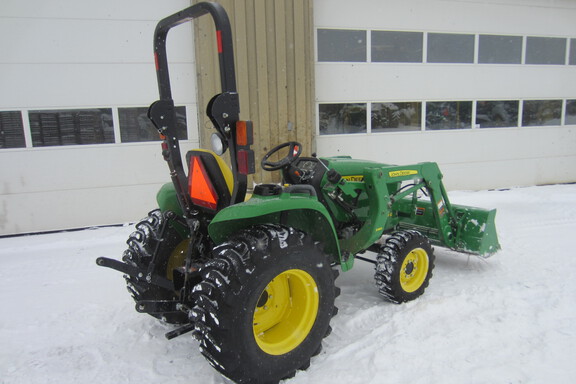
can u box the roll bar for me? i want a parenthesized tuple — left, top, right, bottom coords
(153, 1, 237, 98)
(147, 2, 247, 218)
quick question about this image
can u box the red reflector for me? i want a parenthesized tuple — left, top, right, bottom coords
(154, 52, 160, 71)
(237, 149, 255, 175)
(216, 30, 223, 53)
(189, 156, 219, 210)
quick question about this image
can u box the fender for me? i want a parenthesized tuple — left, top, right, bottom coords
(157, 182, 184, 216)
(208, 190, 349, 270)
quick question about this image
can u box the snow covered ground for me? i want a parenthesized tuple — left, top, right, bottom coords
(1, 184, 575, 384)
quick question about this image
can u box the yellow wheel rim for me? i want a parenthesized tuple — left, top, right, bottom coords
(400, 248, 429, 293)
(253, 269, 319, 355)
(166, 239, 188, 281)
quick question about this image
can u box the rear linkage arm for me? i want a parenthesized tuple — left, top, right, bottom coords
(96, 257, 174, 291)
(97, 209, 206, 328)
(96, 210, 179, 292)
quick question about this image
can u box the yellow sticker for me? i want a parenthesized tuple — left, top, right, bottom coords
(342, 175, 364, 182)
(388, 170, 418, 178)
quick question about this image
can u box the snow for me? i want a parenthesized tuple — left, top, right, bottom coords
(1, 184, 576, 384)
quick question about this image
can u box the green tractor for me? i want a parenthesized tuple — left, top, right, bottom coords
(97, 2, 500, 383)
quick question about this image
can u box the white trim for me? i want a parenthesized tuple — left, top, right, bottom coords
(111, 107, 122, 144)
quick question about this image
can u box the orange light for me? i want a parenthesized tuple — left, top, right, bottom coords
(236, 121, 253, 146)
(189, 156, 218, 210)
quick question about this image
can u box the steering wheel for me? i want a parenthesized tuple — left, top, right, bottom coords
(261, 141, 302, 171)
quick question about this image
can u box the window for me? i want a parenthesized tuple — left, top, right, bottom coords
(317, 29, 366, 62)
(425, 101, 472, 130)
(565, 100, 576, 125)
(0, 111, 26, 149)
(525, 37, 566, 65)
(372, 102, 421, 132)
(427, 33, 474, 63)
(522, 100, 562, 126)
(119, 106, 187, 143)
(478, 35, 522, 64)
(476, 101, 519, 128)
(570, 39, 576, 65)
(318, 99, 574, 134)
(29, 108, 114, 147)
(371, 31, 423, 63)
(319, 103, 366, 135)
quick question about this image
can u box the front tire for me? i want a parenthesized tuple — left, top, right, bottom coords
(191, 225, 339, 384)
(374, 230, 434, 304)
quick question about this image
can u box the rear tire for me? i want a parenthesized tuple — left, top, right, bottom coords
(122, 210, 189, 324)
(191, 225, 339, 384)
(374, 230, 434, 304)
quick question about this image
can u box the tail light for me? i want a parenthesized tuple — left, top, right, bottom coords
(236, 121, 253, 146)
(235, 121, 255, 175)
(237, 149, 255, 175)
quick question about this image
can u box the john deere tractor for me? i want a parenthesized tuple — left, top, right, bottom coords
(97, 2, 500, 383)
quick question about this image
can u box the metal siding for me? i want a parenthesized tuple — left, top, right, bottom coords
(193, 0, 315, 185)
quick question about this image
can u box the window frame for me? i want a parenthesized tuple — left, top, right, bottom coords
(478, 34, 523, 64)
(0, 111, 26, 149)
(426, 33, 475, 64)
(28, 108, 115, 147)
(118, 106, 187, 143)
(371, 31, 423, 63)
(318, 103, 368, 135)
(525, 36, 567, 65)
(317, 28, 368, 63)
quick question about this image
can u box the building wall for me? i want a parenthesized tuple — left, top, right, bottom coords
(0, 0, 197, 235)
(2, 0, 575, 235)
(314, 0, 576, 190)
(193, 0, 315, 185)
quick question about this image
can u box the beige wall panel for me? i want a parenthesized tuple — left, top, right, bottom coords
(193, 0, 315, 186)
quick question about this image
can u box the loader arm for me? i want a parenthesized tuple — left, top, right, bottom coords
(389, 162, 500, 256)
(319, 158, 499, 257)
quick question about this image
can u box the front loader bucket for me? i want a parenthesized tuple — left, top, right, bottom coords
(452, 204, 500, 257)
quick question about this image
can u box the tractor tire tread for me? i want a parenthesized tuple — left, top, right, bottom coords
(192, 224, 338, 384)
(122, 209, 188, 324)
(374, 230, 435, 304)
